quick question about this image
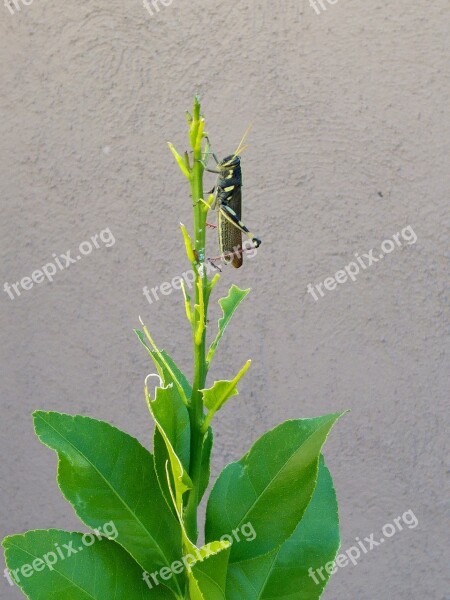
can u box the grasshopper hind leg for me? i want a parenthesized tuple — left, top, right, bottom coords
(219, 204, 261, 248)
(218, 204, 261, 268)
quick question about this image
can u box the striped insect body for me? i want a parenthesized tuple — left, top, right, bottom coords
(212, 153, 261, 268)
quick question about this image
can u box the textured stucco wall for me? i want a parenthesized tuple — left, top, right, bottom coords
(1, 0, 449, 598)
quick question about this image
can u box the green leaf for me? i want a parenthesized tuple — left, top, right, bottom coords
(201, 360, 251, 431)
(207, 285, 250, 365)
(135, 330, 192, 400)
(3, 529, 174, 599)
(198, 427, 213, 503)
(225, 457, 340, 599)
(180, 223, 196, 264)
(153, 430, 177, 514)
(181, 279, 193, 324)
(168, 142, 190, 179)
(33, 411, 183, 598)
(147, 384, 192, 515)
(158, 350, 192, 398)
(205, 413, 344, 563)
(134, 321, 192, 405)
(188, 541, 231, 600)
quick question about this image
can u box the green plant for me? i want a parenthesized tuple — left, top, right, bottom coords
(2, 97, 344, 600)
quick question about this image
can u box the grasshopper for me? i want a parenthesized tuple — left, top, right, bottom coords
(204, 129, 261, 268)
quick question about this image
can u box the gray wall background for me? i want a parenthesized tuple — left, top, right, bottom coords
(1, 0, 449, 598)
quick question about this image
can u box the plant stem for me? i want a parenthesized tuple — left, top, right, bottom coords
(184, 99, 208, 544)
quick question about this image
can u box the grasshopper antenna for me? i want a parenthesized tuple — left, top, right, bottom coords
(233, 123, 253, 157)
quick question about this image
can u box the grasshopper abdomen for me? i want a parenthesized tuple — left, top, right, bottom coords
(216, 155, 244, 268)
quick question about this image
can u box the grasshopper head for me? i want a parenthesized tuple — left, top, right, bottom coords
(219, 154, 241, 170)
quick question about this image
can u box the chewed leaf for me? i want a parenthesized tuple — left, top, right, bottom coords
(188, 541, 231, 600)
(149, 379, 191, 515)
(196, 539, 231, 562)
(207, 285, 250, 365)
(146, 384, 192, 515)
(201, 360, 251, 431)
(135, 327, 191, 404)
